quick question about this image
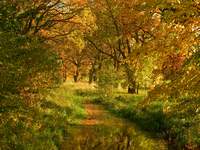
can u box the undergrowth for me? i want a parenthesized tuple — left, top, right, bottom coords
(91, 89, 200, 150)
(0, 82, 88, 150)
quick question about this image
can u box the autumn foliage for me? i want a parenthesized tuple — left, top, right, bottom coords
(0, 0, 199, 149)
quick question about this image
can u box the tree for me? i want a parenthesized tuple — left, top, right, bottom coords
(0, 0, 87, 104)
(85, 0, 157, 93)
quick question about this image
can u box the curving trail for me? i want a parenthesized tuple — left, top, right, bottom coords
(82, 104, 104, 125)
(61, 103, 168, 150)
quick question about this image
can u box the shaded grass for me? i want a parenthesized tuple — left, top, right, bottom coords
(0, 82, 93, 149)
(0, 97, 68, 150)
(1, 82, 199, 149)
(94, 93, 166, 135)
(89, 90, 200, 150)
(45, 83, 87, 124)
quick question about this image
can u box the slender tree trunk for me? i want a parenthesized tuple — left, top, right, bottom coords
(62, 63, 67, 82)
(89, 61, 99, 84)
(136, 83, 139, 94)
(74, 68, 79, 82)
(89, 69, 93, 84)
(128, 81, 136, 94)
(125, 63, 136, 94)
(89, 68, 96, 84)
(74, 73, 78, 82)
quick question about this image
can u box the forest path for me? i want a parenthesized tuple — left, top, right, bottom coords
(61, 103, 168, 150)
(81, 104, 124, 126)
(81, 104, 105, 125)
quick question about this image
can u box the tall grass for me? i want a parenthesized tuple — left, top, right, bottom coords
(0, 81, 95, 149)
(91, 88, 199, 149)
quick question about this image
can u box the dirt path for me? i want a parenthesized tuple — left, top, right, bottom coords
(81, 104, 132, 127)
(81, 104, 104, 125)
(62, 103, 168, 150)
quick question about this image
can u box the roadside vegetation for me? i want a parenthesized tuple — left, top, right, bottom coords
(0, 82, 90, 149)
(93, 92, 199, 150)
(91, 68, 200, 150)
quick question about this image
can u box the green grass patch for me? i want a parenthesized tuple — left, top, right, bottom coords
(0, 82, 91, 149)
(92, 90, 200, 149)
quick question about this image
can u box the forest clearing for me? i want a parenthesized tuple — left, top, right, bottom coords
(0, 0, 199, 150)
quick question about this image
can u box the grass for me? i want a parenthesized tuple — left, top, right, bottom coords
(88, 88, 200, 150)
(0, 81, 96, 150)
(1, 82, 199, 149)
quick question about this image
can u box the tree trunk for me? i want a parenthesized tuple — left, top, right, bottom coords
(136, 83, 139, 94)
(62, 63, 67, 82)
(89, 68, 97, 84)
(125, 63, 136, 94)
(74, 70, 79, 82)
(89, 70, 93, 84)
(73, 75, 78, 82)
(128, 81, 136, 94)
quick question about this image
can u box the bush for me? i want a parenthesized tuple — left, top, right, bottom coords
(97, 64, 119, 99)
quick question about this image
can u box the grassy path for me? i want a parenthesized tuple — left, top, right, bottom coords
(82, 104, 105, 126)
(61, 103, 168, 150)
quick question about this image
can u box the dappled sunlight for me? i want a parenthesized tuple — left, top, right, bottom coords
(1, 0, 199, 149)
(63, 80, 97, 90)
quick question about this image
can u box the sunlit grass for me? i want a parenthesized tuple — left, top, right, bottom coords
(0, 81, 97, 149)
(2, 81, 198, 149)
(43, 81, 96, 124)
